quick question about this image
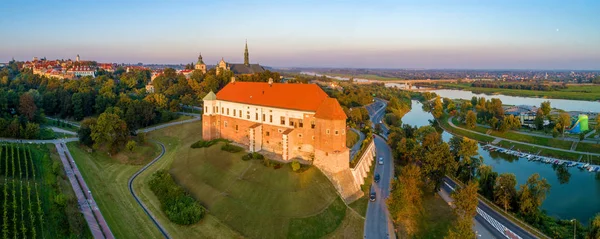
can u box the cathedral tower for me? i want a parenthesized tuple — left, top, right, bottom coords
(244, 40, 249, 66)
(195, 53, 207, 74)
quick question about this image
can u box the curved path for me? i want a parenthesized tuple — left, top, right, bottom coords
(128, 140, 171, 239)
(447, 117, 600, 157)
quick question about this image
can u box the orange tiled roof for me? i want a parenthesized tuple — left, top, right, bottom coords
(215, 82, 330, 112)
(315, 98, 347, 120)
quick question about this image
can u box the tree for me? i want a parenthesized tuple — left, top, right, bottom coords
(465, 110, 476, 129)
(446, 181, 479, 239)
(432, 96, 443, 119)
(18, 93, 37, 121)
(477, 164, 497, 200)
(422, 142, 457, 192)
(558, 112, 571, 135)
(534, 108, 545, 129)
(458, 101, 472, 122)
(388, 164, 423, 236)
(494, 173, 517, 213)
(457, 137, 479, 181)
(91, 112, 129, 153)
(126, 140, 137, 151)
(470, 96, 478, 109)
(22, 122, 40, 139)
(595, 115, 600, 136)
(79, 118, 97, 147)
(588, 213, 600, 239)
(541, 101, 551, 118)
(518, 173, 551, 219)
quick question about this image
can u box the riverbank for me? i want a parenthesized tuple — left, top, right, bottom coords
(434, 83, 600, 102)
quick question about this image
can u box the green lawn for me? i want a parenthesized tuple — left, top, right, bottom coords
(67, 142, 165, 239)
(168, 138, 356, 239)
(576, 142, 600, 153)
(489, 131, 572, 150)
(414, 194, 456, 238)
(439, 116, 494, 142)
(346, 129, 360, 148)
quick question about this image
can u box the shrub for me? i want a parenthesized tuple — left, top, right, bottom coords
(252, 152, 264, 160)
(39, 128, 56, 140)
(241, 154, 252, 161)
(291, 161, 301, 172)
(221, 143, 243, 153)
(126, 140, 137, 151)
(149, 170, 205, 225)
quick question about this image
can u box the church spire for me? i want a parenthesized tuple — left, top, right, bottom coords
(197, 53, 204, 64)
(244, 40, 249, 66)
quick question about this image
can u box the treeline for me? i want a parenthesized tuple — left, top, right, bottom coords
(149, 170, 205, 225)
(471, 82, 568, 91)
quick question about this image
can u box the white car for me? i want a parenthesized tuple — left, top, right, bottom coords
(378, 157, 384, 165)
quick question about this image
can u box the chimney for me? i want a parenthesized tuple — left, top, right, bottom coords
(231, 76, 236, 83)
(268, 78, 273, 86)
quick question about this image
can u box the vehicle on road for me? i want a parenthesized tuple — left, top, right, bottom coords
(378, 157, 384, 165)
(369, 192, 376, 202)
(374, 174, 380, 183)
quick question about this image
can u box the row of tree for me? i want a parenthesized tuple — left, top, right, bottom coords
(471, 82, 568, 91)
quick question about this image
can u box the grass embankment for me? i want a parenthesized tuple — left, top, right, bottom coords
(169, 138, 360, 238)
(67, 142, 165, 238)
(414, 194, 456, 238)
(437, 83, 600, 101)
(439, 116, 494, 142)
(346, 129, 360, 148)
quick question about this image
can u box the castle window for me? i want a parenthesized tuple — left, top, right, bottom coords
(299, 119, 303, 128)
(312, 136, 315, 140)
(278, 129, 283, 133)
(280, 116, 285, 125)
(326, 129, 330, 135)
(289, 120, 294, 127)
(298, 133, 302, 138)
(266, 131, 270, 136)
(227, 108, 229, 115)
(235, 125, 239, 131)
(205, 106, 207, 113)
(247, 111, 250, 119)
(224, 121, 228, 127)
(234, 110, 236, 116)
(239, 110, 242, 118)
(262, 114, 265, 122)
(221, 107, 224, 113)
(311, 121, 315, 129)
(255, 113, 258, 121)
(270, 115, 273, 123)
(335, 130, 339, 135)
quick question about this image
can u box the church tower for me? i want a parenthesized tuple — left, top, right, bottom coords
(76, 54, 80, 62)
(244, 40, 249, 66)
(195, 53, 207, 74)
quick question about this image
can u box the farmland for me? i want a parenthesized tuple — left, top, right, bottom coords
(0, 143, 90, 239)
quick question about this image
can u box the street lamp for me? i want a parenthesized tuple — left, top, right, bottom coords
(570, 219, 576, 239)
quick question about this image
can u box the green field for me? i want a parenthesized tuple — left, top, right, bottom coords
(439, 116, 494, 142)
(438, 83, 600, 101)
(0, 143, 91, 239)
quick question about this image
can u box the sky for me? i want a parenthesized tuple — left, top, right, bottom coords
(1, 0, 599, 69)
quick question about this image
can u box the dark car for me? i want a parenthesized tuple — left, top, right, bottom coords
(374, 174, 380, 183)
(369, 192, 376, 202)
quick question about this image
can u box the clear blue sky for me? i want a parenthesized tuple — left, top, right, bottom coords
(1, 0, 599, 69)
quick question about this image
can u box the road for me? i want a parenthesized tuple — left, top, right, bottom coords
(364, 100, 395, 238)
(128, 141, 171, 239)
(136, 115, 201, 134)
(0, 137, 78, 144)
(57, 142, 115, 239)
(49, 126, 77, 135)
(349, 128, 365, 160)
(365, 98, 390, 137)
(447, 116, 600, 157)
(441, 177, 540, 239)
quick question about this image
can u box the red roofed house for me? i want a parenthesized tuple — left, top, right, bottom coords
(203, 79, 359, 198)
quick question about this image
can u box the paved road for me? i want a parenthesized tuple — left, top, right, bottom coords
(56, 142, 115, 239)
(49, 126, 77, 135)
(136, 116, 201, 134)
(0, 137, 78, 144)
(349, 128, 365, 160)
(128, 141, 171, 239)
(447, 117, 600, 157)
(364, 100, 396, 239)
(442, 177, 540, 239)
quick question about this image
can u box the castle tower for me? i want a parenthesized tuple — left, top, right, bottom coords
(202, 91, 219, 140)
(312, 98, 349, 174)
(244, 40, 249, 66)
(195, 53, 207, 74)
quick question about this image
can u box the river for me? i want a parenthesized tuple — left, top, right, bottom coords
(403, 100, 600, 224)
(430, 89, 600, 113)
